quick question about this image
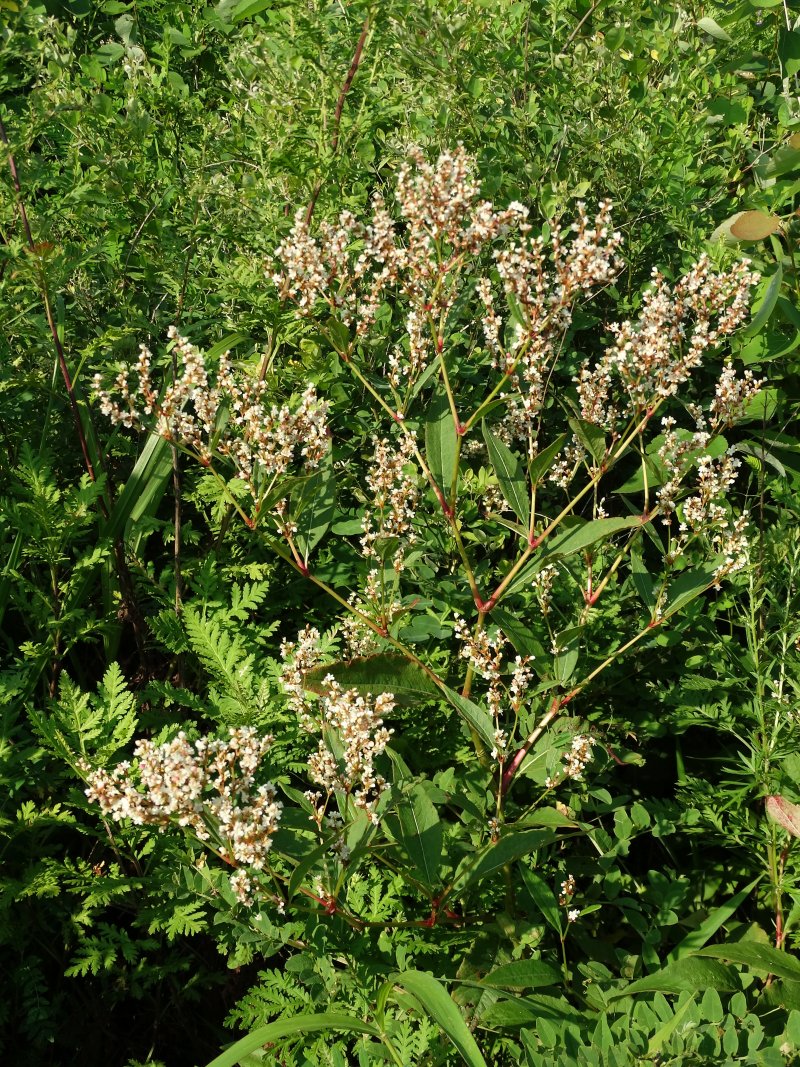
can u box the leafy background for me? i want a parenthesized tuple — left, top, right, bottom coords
(2, 0, 800, 1064)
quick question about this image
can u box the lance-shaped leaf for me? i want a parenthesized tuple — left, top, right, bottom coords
(479, 959, 562, 990)
(607, 957, 740, 999)
(744, 265, 783, 338)
(204, 1013, 381, 1067)
(568, 417, 607, 465)
(303, 654, 440, 705)
(482, 422, 530, 528)
(425, 388, 458, 497)
(451, 829, 557, 897)
(388, 971, 487, 1067)
(386, 781, 443, 890)
(696, 941, 800, 982)
(529, 433, 567, 486)
(293, 459, 336, 558)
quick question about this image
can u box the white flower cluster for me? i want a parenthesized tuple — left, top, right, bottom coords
(273, 146, 530, 389)
(341, 570, 399, 660)
(454, 616, 534, 761)
(546, 734, 597, 788)
(659, 450, 751, 583)
(279, 630, 394, 821)
(93, 328, 329, 499)
(576, 257, 758, 430)
(482, 200, 622, 437)
(361, 433, 419, 571)
(531, 563, 559, 614)
(306, 678, 394, 823)
(279, 624, 323, 730)
(559, 873, 576, 905)
(84, 728, 281, 907)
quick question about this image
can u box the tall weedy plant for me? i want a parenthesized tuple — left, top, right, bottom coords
(80, 148, 765, 1060)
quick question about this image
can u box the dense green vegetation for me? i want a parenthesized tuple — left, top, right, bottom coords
(2, 1, 800, 1064)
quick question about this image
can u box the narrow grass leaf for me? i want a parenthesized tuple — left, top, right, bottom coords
(204, 1013, 381, 1067)
(390, 970, 487, 1067)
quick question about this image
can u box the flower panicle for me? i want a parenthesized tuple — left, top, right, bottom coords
(93, 329, 329, 498)
(84, 727, 281, 908)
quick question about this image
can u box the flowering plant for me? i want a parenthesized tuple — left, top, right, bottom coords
(85, 147, 763, 1059)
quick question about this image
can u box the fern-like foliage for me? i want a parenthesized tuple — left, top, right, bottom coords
(28, 661, 137, 770)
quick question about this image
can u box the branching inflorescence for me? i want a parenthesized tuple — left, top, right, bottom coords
(86, 146, 763, 914)
(84, 728, 281, 906)
(280, 627, 393, 826)
(94, 326, 329, 504)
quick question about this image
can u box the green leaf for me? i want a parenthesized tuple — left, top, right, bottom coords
(756, 146, 800, 181)
(744, 265, 783, 337)
(552, 625, 581, 683)
(425, 389, 458, 496)
(231, 0, 273, 21)
(482, 423, 530, 528)
(647, 993, 699, 1056)
(518, 866, 563, 935)
(630, 548, 656, 611)
(388, 782, 443, 890)
(389, 971, 487, 1067)
(697, 16, 731, 40)
(480, 959, 562, 989)
(293, 460, 336, 559)
(542, 516, 642, 560)
(609, 957, 740, 999)
(667, 878, 762, 962)
(204, 1013, 382, 1067)
(304, 654, 440, 706)
(453, 830, 556, 896)
(696, 942, 800, 982)
(101, 432, 171, 547)
(288, 841, 331, 901)
(440, 686, 496, 750)
(491, 607, 545, 660)
(663, 562, 719, 617)
(529, 433, 567, 486)
(568, 418, 607, 464)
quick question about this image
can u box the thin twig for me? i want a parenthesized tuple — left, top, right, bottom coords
(305, 15, 371, 226)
